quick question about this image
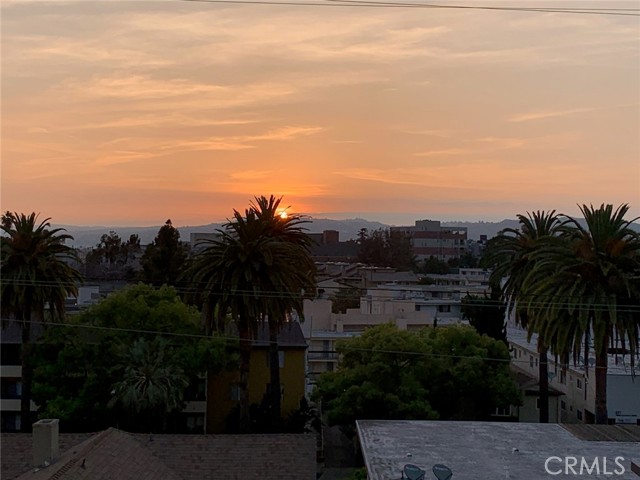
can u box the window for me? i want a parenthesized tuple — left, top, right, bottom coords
(229, 384, 241, 401)
(0, 345, 21, 366)
(560, 370, 566, 385)
(185, 414, 205, 434)
(536, 398, 542, 409)
(576, 378, 582, 390)
(494, 406, 512, 417)
(1, 379, 22, 399)
(561, 401, 566, 411)
(437, 305, 450, 313)
(535, 358, 539, 367)
(1, 413, 21, 432)
(530, 356, 534, 368)
(577, 410, 583, 421)
(266, 351, 285, 368)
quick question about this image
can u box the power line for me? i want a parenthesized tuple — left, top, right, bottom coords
(2, 278, 639, 311)
(4, 317, 637, 371)
(176, 0, 640, 15)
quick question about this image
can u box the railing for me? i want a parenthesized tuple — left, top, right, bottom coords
(308, 351, 339, 361)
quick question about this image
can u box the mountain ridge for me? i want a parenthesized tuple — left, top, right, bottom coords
(56, 217, 640, 248)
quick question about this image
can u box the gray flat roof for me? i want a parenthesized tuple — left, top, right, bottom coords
(357, 420, 640, 480)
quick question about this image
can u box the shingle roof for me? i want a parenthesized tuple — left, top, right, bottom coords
(136, 432, 317, 480)
(251, 322, 308, 349)
(3, 429, 317, 480)
(1, 433, 95, 480)
(15, 428, 181, 480)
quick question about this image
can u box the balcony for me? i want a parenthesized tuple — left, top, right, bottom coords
(307, 351, 339, 361)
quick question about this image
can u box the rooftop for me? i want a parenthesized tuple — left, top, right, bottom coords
(3, 428, 317, 480)
(357, 420, 640, 480)
(507, 327, 640, 376)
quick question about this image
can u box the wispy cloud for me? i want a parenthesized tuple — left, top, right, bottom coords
(507, 107, 595, 123)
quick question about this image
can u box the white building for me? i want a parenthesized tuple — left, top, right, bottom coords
(508, 326, 640, 425)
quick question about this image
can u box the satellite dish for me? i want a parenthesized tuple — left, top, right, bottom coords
(432, 464, 453, 480)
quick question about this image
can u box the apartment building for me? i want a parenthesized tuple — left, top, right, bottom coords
(301, 280, 475, 391)
(391, 219, 467, 262)
(507, 326, 640, 425)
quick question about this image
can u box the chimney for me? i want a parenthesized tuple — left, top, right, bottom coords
(33, 419, 60, 467)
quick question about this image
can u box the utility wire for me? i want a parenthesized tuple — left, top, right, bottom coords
(3, 278, 639, 311)
(3, 317, 637, 371)
(176, 0, 640, 15)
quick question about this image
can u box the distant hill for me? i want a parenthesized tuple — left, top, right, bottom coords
(58, 217, 640, 247)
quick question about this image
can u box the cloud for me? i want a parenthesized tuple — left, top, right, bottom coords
(507, 107, 595, 122)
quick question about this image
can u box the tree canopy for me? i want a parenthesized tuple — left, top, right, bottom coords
(183, 195, 317, 432)
(1, 211, 82, 431)
(140, 219, 187, 287)
(313, 324, 520, 434)
(357, 228, 415, 270)
(32, 284, 234, 433)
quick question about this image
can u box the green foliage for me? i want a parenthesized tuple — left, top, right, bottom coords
(85, 231, 141, 279)
(345, 468, 368, 480)
(314, 324, 520, 432)
(1, 212, 82, 323)
(447, 251, 479, 269)
(1, 211, 83, 431)
(357, 228, 415, 270)
(140, 219, 187, 287)
(485, 204, 640, 424)
(418, 256, 450, 274)
(183, 195, 317, 432)
(31, 284, 235, 432)
(461, 288, 507, 343)
(329, 287, 363, 314)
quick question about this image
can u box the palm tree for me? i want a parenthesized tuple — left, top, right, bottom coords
(185, 197, 315, 432)
(523, 204, 640, 424)
(485, 210, 563, 423)
(1, 212, 82, 431)
(250, 195, 316, 429)
(111, 338, 189, 432)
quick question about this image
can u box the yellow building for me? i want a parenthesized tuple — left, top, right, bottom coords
(206, 322, 308, 433)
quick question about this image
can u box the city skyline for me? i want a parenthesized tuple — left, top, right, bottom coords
(2, 1, 639, 226)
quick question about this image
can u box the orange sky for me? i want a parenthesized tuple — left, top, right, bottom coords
(2, 1, 639, 226)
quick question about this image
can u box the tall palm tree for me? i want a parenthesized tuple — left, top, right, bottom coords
(1, 212, 82, 431)
(185, 197, 315, 432)
(485, 210, 563, 423)
(523, 204, 640, 424)
(250, 195, 316, 429)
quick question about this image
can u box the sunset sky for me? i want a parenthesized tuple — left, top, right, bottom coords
(2, 1, 638, 227)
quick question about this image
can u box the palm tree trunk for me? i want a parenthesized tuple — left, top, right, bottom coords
(238, 320, 252, 433)
(268, 318, 282, 431)
(594, 331, 609, 424)
(538, 341, 549, 423)
(20, 316, 33, 433)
